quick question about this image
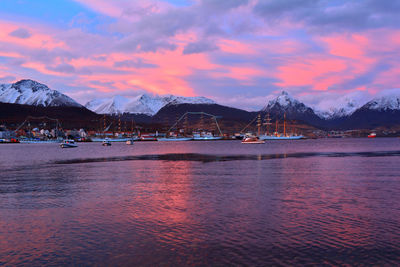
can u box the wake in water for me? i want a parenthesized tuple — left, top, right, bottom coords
(53, 150, 400, 165)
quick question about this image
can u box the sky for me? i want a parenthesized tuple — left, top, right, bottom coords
(1, 0, 400, 111)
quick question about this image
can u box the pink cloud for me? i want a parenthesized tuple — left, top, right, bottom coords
(218, 39, 257, 55)
(0, 21, 64, 50)
(321, 33, 368, 59)
(276, 58, 347, 89)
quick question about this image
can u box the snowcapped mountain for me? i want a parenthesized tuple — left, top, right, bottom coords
(0, 79, 81, 107)
(260, 91, 323, 126)
(262, 91, 310, 113)
(315, 98, 360, 119)
(362, 95, 400, 111)
(262, 91, 316, 115)
(85, 94, 216, 115)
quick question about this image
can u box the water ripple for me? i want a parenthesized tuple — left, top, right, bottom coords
(53, 150, 400, 165)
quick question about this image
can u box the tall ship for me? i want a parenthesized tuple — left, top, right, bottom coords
(259, 113, 304, 140)
(160, 111, 223, 141)
(242, 113, 305, 140)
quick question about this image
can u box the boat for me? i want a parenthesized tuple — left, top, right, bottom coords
(368, 132, 377, 138)
(126, 136, 139, 145)
(258, 113, 305, 140)
(259, 134, 305, 140)
(60, 139, 77, 148)
(0, 138, 20, 143)
(157, 137, 193, 141)
(102, 138, 112, 146)
(193, 132, 223, 141)
(242, 136, 265, 144)
(139, 135, 158, 141)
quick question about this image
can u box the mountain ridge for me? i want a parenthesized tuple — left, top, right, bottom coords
(0, 79, 81, 107)
(2, 79, 400, 130)
(85, 94, 216, 115)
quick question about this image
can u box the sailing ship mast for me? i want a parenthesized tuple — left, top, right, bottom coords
(257, 114, 262, 136)
(118, 114, 121, 133)
(283, 113, 286, 137)
(263, 113, 272, 135)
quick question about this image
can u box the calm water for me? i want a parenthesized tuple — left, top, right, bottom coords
(1, 138, 400, 266)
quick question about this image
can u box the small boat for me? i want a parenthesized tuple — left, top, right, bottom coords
(102, 139, 112, 146)
(139, 135, 158, 141)
(126, 139, 134, 145)
(368, 132, 377, 138)
(60, 139, 77, 148)
(242, 136, 265, 144)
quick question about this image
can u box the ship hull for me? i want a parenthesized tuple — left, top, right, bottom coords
(259, 135, 305, 140)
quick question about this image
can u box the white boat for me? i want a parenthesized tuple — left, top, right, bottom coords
(242, 136, 265, 144)
(102, 138, 112, 146)
(126, 139, 134, 145)
(157, 137, 193, 141)
(139, 135, 158, 141)
(193, 132, 223, 141)
(60, 139, 77, 148)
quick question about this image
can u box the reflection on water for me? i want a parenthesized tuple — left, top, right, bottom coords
(1, 139, 400, 265)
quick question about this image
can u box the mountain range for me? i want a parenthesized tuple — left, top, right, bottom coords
(0, 79, 81, 107)
(1, 79, 400, 130)
(85, 94, 215, 116)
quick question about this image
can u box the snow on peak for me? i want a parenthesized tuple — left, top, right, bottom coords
(0, 79, 81, 107)
(315, 98, 360, 119)
(262, 90, 307, 112)
(85, 94, 216, 115)
(363, 94, 400, 111)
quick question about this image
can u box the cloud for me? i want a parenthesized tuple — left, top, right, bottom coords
(200, 0, 250, 12)
(183, 40, 218, 54)
(0, 75, 16, 83)
(113, 59, 158, 68)
(9, 27, 32, 39)
(2, 1, 400, 112)
(253, 0, 400, 32)
(48, 63, 76, 74)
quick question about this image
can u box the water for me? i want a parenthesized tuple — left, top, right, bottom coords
(1, 138, 400, 266)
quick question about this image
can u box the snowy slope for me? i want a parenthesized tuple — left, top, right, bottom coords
(316, 98, 360, 119)
(85, 94, 216, 115)
(0, 79, 81, 107)
(262, 91, 309, 113)
(85, 95, 131, 114)
(362, 95, 400, 111)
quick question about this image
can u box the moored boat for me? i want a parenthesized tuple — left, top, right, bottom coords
(102, 138, 112, 146)
(368, 132, 377, 138)
(258, 113, 305, 140)
(139, 135, 158, 141)
(242, 136, 265, 144)
(60, 139, 77, 148)
(259, 134, 305, 140)
(193, 132, 223, 141)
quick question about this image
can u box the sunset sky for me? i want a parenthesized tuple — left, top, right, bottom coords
(1, 0, 400, 111)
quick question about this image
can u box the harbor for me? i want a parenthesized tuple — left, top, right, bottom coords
(2, 138, 400, 265)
